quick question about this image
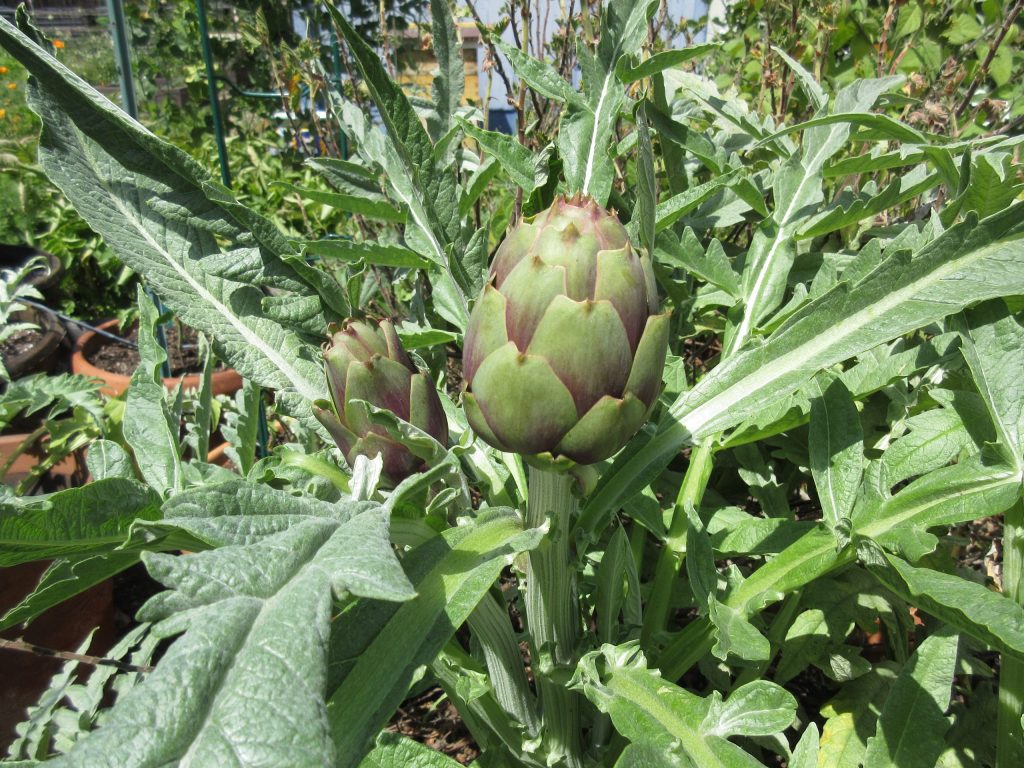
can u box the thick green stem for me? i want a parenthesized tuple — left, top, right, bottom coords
(524, 467, 582, 768)
(998, 500, 1024, 767)
(642, 440, 715, 648)
(467, 591, 539, 735)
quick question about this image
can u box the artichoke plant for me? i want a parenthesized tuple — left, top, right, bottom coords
(314, 319, 448, 486)
(462, 194, 669, 466)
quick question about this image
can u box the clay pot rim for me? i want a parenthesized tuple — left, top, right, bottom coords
(1, 307, 66, 380)
(71, 319, 243, 398)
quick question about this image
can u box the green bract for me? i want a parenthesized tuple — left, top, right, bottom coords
(315, 319, 448, 486)
(463, 195, 669, 466)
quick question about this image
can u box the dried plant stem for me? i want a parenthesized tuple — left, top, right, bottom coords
(0, 637, 152, 674)
(955, 0, 1024, 118)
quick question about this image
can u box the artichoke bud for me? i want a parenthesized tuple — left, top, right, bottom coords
(462, 194, 669, 467)
(314, 319, 449, 487)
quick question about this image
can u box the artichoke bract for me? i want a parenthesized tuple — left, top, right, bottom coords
(314, 319, 448, 486)
(462, 194, 669, 466)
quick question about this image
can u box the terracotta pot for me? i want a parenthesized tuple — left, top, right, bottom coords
(0, 561, 115, 750)
(207, 441, 233, 467)
(2, 308, 66, 381)
(0, 432, 83, 489)
(71, 319, 243, 398)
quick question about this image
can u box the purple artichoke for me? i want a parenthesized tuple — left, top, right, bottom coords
(462, 195, 669, 466)
(314, 319, 448, 486)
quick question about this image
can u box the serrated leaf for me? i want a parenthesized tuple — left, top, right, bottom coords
(85, 439, 134, 481)
(615, 43, 719, 84)
(634, 102, 656, 253)
(326, 510, 543, 766)
(571, 643, 765, 768)
(274, 181, 406, 222)
(427, 0, 462, 140)
(860, 541, 1024, 660)
(565, 0, 656, 203)
(880, 407, 974, 488)
(495, 39, 582, 106)
(862, 628, 958, 768)
(580, 202, 1024, 538)
(359, 732, 464, 767)
(0, 553, 138, 632)
(709, 597, 770, 662)
(0, 478, 160, 567)
(703, 681, 797, 738)
(808, 374, 863, 541)
(50, 485, 413, 767)
(655, 229, 740, 297)
(458, 118, 544, 193)
(124, 287, 183, 496)
(956, 300, 1024, 467)
(302, 239, 431, 269)
(0, 19, 330, 413)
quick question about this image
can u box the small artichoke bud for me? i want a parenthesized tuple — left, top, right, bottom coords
(314, 319, 448, 486)
(462, 194, 669, 466)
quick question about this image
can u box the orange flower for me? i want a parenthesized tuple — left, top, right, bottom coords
(53, 40, 65, 49)
(0, 109, 6, 120)
(0, 66, 8, 74)
(6, 82, 16, 90)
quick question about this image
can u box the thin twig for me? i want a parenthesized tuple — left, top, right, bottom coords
(955, 0, 1024, 117)
(0, 638, 153, 674)
(465, 0, 516, 107)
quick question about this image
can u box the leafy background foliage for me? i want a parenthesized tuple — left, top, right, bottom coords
(1, 1, 1024, 767)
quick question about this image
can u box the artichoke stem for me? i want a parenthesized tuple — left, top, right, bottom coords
(524, 467, 583, 768)
(997, 500, 1024, 767)
(641, 439, 715, 649)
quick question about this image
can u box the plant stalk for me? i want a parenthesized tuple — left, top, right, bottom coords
(997, 499, 1024, 767)
(641, 440, 714, 648)
(524, 467, 582, 768)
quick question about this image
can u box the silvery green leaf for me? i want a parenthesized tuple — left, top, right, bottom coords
(709, 597, 770, 662)
(458, 118, 545, 193)
(955, 300, 1024, 467)
(274, 181, 406, 222)
(359, 732, 464, 768)
(655, 229, 740, 297)
(351, 454, 383, 501)
(327, 511, 544, 766)
(880, 407, 974, 488)
(427, 0, 463, 141)
(860, 541, 1024, 659)
(789, 724, 820, 768)
(49, 487, 413, 768)
(727, 77, 903, 354)
(85, 439, 133, 481)
(570, 642, 765, 768)
(702, 681, 797, 738)
(615, 43, 720, 84)
(221, 379, 260, 476)
(862, 628, 959, 768)
(0, 20, 330, 418)
(495, 39, 582, 106)
(770, 46, 827, 111)
(302, 239, 430, 269)
(808, 374, 863, 543)
(0, 477, 155, 572)
(563, 0, 656, 203)
(580, 202, 1024, 537)
(0, 553, 139, 632)
(634, 102, 657, 254)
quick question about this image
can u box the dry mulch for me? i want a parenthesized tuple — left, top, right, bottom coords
(386, 686, 479, 764)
